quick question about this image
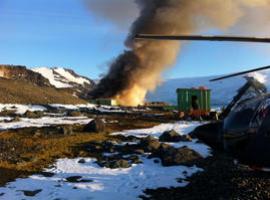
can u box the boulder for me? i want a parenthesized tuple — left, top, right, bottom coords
(97, 159, 131, 169)
(78, 159, 86, 164)
(65, 176, 93, 183)
(67, 111, 82, 117)
(127, 155, 143, 164)
(139, 136, 161, 152)
(60, 126, 74, 135)
(83, 118, 106, 133)
(102, 141, 116, 153)
(159, 130, 192, 142)
(22, 189, 42, 197)
(159, 146, 202, 166)
(134, 149, 145, 155)
(24, 111, 44, 118)
(11, 116, 21, 122)
(39, 172, 55, 177)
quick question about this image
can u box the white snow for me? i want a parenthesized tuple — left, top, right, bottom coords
(32, 67, 90, 88)
(112, 121, 211, 158)
(247, 72, 267, 84)
(0, 157, 202, 200)
(49, 103, 96, 110)
(54, 68, 90, 86)
(0, 104, 47, 115)
(0, 116, 92, 130)
(0, 117, 13, 122)
(50, 104, 128, 114)
(32, 67, 72, 88)
(112, 121, 201, 138)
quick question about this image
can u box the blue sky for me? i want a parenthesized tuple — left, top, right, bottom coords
(1, 0, 270, 80)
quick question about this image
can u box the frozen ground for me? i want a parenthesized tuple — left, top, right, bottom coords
(0, 116, 92, 131)
(0, 122, 211, 200)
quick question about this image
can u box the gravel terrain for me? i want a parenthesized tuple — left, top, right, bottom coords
(142, 152, 270, 200)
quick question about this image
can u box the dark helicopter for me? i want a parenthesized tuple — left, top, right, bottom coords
(136, 34, 270, 168)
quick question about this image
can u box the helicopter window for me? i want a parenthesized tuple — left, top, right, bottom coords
(250, 98, 270, 128)
(224, 99, 261, 132)
(236, 87, 261, 106)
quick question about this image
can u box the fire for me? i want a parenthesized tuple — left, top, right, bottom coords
(114, 84, 147, 106)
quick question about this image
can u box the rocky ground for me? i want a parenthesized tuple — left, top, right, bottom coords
(0, 105, 269, 199)
(142, 152, 270, 200)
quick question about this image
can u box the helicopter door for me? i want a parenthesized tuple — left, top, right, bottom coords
(250, 98, 270, 130)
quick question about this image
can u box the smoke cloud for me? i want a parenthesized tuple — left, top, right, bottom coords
(88, 0, 270, 106)
(86, 0, 138, 30)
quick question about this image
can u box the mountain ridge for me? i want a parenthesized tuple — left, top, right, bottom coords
(0, 64, 94, 104)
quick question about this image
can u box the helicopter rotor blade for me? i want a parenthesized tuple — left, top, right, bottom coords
(135, 34, 270, 82)
(210, 65, 270, 82)
(135, 34, 270, 43)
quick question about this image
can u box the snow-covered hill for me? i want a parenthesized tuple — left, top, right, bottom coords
(147, 71, 270, 107)
(32, 67, 95, 99)
(32, 67, 94, 89)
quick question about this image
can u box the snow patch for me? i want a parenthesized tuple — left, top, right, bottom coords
(0, 104, 47, 115)
(247, 72, 267, 84)
(54, 68, 90, 85)
(32, 67, 72, 88)
(32, 67, 90, 88)
(0, 116, 92, 130)
(0, 157, 202, 200)
(49, 104, 96, 110)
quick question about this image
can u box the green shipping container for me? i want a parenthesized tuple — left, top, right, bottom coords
(176, 88, 211, 112)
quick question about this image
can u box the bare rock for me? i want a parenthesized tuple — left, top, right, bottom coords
(98, 159, 131, 169)
(65, 176, 93, 183)
(67, 111, 82, 117)
(60, 126, 74, 135)
(160, 146, 202, 166)
(22, 189, 42, 197)
(24, 111, 44, 118)
(139, 136, 161, 152)
(83, 118, 106, 133)
(159, 130, 192, 142)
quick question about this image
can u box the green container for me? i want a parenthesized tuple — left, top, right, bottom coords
(176, 88, 211, 112)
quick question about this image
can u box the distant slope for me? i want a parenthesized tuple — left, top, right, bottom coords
(0, 78, 86, 104)
(147, 71, 270, 107)
(0, 65, 51, 87)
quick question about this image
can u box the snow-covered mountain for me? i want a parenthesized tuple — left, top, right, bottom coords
(147, 71, 270, 107)
(0, 65, 96, 103)
(32, 67, 95, 99)
(32, 67, 94, 88)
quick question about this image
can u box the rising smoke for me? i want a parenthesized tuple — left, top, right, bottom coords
(88, 0, 270, 106)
